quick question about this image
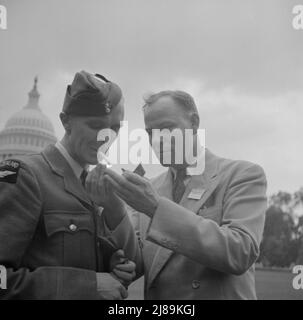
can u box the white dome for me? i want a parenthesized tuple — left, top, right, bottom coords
(5, 107, 55, 135)
(0, 77, 57, 160)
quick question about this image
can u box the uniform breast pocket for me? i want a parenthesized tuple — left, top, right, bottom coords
(197, 205, 223, 225)
(43, 211, 96, 269)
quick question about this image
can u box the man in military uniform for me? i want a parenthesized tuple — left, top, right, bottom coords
(0, 71, 140, 300)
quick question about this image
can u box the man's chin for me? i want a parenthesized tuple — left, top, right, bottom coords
(85, 152, 98, 166)
(89, 160, 99, 166)
(160, 160, 186, 169)
(160, 162, 172, 167)
(159, 157, 180, 167)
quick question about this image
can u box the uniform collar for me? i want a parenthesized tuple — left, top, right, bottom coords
(55, 141, 84, 179)
(42, 144, 93, 208)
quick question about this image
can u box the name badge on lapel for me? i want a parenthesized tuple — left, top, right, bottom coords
(187, 188, 205, 200)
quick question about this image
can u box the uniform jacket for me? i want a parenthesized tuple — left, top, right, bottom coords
(136, 149, 267, 300)
(0, 145, 140, 300)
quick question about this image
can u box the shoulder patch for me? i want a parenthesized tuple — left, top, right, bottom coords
(0, 160, 21, 184)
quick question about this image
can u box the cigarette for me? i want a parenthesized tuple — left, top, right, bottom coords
(98, 151, 113, 168)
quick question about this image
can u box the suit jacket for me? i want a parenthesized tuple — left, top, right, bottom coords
(0, 145, 140, 300)
(136, 149, 267, 300)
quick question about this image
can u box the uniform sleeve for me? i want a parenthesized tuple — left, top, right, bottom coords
(0, 161, 98, 300)
(100, 210, 143, 277)
(146, 164, 267, 275)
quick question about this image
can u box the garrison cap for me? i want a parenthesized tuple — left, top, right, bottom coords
(62, 70, 123, 116)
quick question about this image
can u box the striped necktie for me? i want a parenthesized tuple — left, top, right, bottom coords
(172, 168, 187, 203)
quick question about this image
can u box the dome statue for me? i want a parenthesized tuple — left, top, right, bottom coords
(0, 77, 57, 161)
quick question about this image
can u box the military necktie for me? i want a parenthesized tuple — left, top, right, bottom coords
(80, 170, 88, 187)
(172, 168, 187, 203)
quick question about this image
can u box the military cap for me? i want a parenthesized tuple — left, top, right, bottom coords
(62, 70, 122, 116)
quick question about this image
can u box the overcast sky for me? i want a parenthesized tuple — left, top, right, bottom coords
(0, 0, 302, 195)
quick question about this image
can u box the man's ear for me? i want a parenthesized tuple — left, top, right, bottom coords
(60, 112, 72, 135)
(190, 113, 200, 133)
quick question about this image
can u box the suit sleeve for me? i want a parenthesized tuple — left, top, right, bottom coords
(146, 164, 267, 275)
(0, 162, 98, 300)
(100, 209, 143, 277)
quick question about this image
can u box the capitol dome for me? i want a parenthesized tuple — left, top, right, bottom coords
(0, 77, 57, 160)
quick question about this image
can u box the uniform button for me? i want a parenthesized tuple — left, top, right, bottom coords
(192, 280, 200, 289)
(69, 224, 77, 232)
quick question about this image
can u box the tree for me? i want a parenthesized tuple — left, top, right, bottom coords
(296, 216, 303, 264)
(259, 205, 298, 267)
(259, 188, 303, 267)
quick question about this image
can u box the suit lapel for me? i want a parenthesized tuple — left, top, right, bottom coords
(147, 149, 220, 288)
(42, 145, 93, 208)
(179, 173, 219, 214)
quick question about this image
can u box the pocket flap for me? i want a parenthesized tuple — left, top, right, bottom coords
(44, 212, 94, 236)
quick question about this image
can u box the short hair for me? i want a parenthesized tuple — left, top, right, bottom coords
(143, 90, 198, 115)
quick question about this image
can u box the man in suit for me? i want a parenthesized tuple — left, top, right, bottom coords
(0, 71, 140, 300)
(104, 90, 267, 299)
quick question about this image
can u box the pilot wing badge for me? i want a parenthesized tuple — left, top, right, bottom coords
(0, 170, 17, 178)
(0, 160, 20, 184)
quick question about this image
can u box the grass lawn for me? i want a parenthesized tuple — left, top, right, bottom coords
(255, 269, 303, 300)
(127, 269, 303, 300)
